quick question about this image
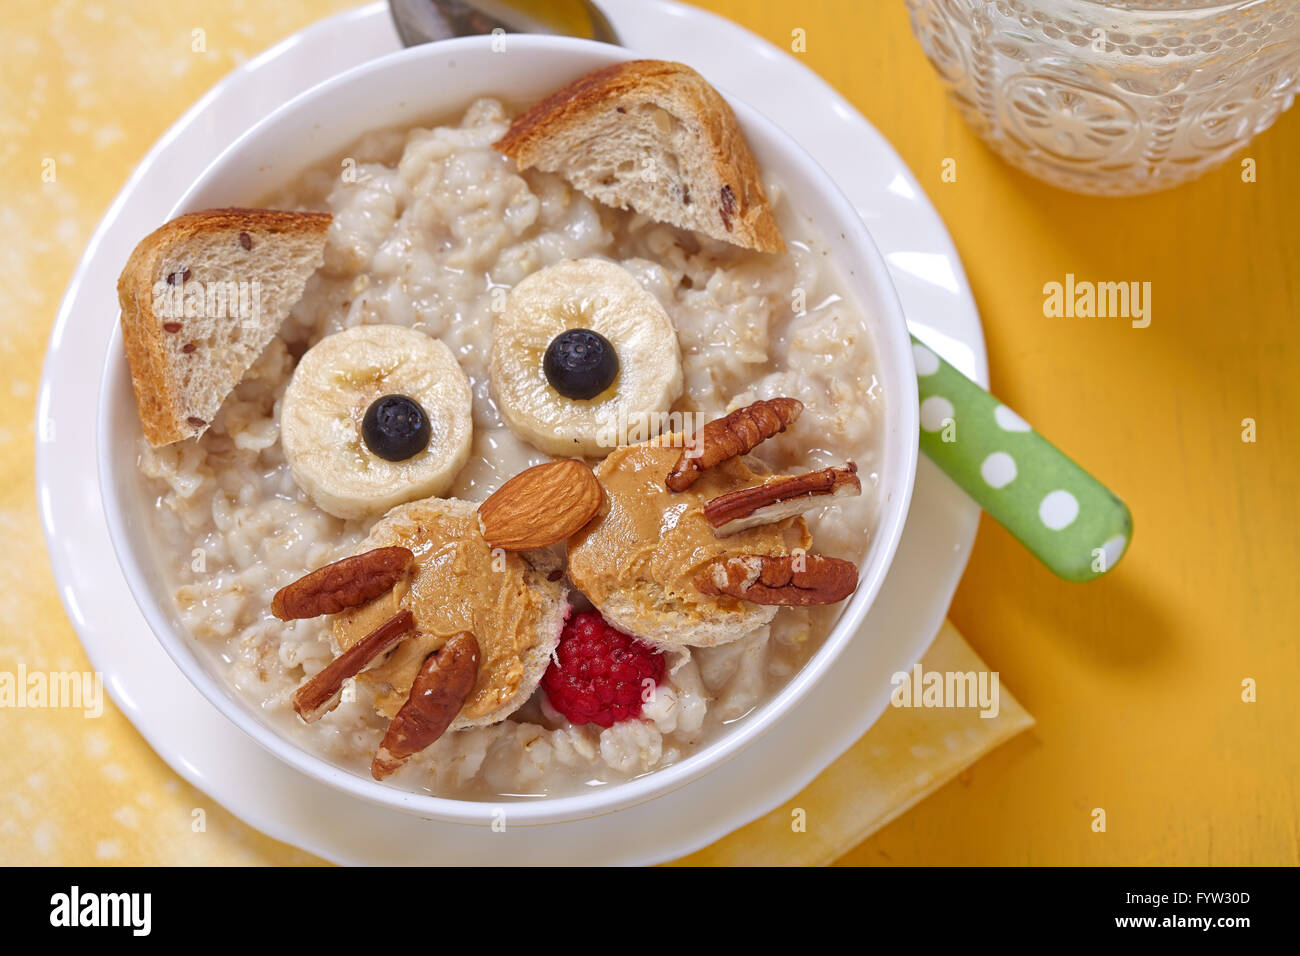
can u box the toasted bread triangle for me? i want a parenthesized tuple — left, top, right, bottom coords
(495, 60, 784, 253)
(117, 207, 330, 446)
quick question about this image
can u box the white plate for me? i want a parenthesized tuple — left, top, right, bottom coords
(36, 0, 985, 866)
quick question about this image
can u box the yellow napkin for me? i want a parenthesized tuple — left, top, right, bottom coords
(0, 0, 1033, 865)
(670, 621, 1032, 865)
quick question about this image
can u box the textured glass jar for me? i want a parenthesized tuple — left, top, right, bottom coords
(904, 0, 1300, 195)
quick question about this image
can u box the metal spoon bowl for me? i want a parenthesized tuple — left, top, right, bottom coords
(390, 0, 619, 45)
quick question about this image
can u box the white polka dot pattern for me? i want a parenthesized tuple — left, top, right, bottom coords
(994, 405, 1032, 433)
(980, 452, 1017, 489)
(920, 395, 954, 432)
(1039, 490, 1079, 530)
(913, 333, 1131, 580)
(912, 343, 940, 376)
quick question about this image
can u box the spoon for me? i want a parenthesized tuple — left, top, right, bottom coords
(389, 0, 619, 46)
(388, 0, 1133, 581)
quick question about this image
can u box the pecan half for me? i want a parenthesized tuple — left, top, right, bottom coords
(694, 554, 858, 606)
(666, 398, 803, 492)
(371, 632, 480, 780)
(291, 610, 415, 723)
(271, 546, 414, 621)
(704, 463, 861, 536)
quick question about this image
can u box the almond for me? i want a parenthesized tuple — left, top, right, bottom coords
(477, 459, 603, 551)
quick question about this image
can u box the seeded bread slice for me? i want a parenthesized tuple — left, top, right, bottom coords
(117, 208, 331, 446)
(494, 60, 784, 254)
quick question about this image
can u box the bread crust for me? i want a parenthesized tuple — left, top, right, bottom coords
(495, 60, 784, 253)
(117, 207, 330, 446)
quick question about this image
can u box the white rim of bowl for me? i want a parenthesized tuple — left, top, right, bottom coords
(95, 35, 919, 826)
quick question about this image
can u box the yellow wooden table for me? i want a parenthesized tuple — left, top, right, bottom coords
(1, 0, 1295, 865)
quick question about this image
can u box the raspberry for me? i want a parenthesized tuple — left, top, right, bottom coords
(541, 611, 665, 728)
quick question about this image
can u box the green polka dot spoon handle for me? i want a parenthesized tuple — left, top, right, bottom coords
(911, 335, 1132, 581)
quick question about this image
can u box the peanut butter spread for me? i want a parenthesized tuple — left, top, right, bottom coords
(568, 439, 809, 614)
(333, 500, 558, 722)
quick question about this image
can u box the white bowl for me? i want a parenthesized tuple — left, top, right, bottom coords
(97, 36, 919, 826)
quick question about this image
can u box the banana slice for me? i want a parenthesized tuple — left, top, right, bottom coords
(281, 325, 473, 520)
(489, 258, 683, 457)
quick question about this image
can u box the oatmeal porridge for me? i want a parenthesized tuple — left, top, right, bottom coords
(135, 95, 885, 798)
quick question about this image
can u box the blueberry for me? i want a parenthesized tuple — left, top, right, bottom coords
(362, 394, 431, 462)
(543, 329, 619, 400)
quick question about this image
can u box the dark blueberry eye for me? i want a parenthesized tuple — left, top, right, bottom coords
(362, 394, 431, 462)
(543, 329, 619, 400)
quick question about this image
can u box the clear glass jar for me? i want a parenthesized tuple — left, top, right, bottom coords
(904, 0, 1300, 195)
